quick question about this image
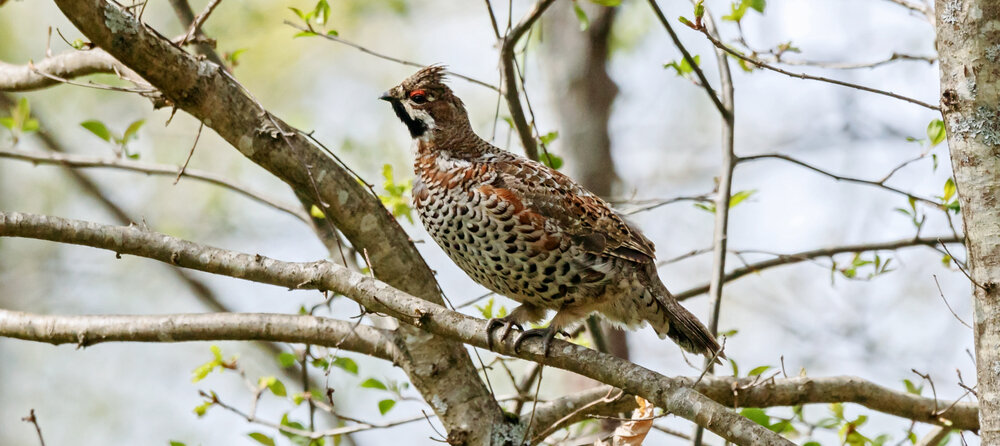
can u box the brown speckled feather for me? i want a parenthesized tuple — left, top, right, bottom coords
(382, 66, 722, 359)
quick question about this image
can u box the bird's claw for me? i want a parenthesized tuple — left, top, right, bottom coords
(513, 328, 558, 356)
(486, 317, 522, 351)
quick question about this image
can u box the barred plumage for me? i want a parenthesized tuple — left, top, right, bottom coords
(381, 66, 722, 359)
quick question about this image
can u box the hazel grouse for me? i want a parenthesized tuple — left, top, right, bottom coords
(380, 66, 722, 360)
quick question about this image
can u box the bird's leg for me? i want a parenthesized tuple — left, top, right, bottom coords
(486, 304, 545, 351)
(512, 305, 585, 356)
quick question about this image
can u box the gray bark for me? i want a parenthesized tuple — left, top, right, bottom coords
(936, 0, 1000, 443)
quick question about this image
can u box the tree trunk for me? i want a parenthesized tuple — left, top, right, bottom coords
(936, 1, 1000, 442)
(541, 2, 629, 361)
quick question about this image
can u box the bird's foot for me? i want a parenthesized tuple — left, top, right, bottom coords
(512, 328, 568, 356)
(486, 316, 523, 351)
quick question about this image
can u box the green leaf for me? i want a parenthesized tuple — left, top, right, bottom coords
(269, 378, 287, 397)
(589, 0, 622, 6)
(361, 378, 388, 390)
(377, 399, 396, 415)
(294, 31, 318, 38)
(248, 433, 276, 446)
(123, 119, 145, 142)
(539, 152, 564, 170)
(740, 407, 770, 427)
(747, 0, 766, 13)
(81, 120, 112, 142)
(22, 118, 39, 132)
(927, 119, 947, 146)
(0, 117, 13, 130)
(943, 178, 956, 202)
(289, 7, 311, 22)
(313, 0, 331, 24)
(728, 358, 739, 377)
(677, 16, 695, 29)
(729, 189, 756, 208)
(694, 0, 705, 19)
(476, 297, 495, 319)
(803, 442, 822, 446)
(903, 379, 923, 395)
(311, 357, 330, 370)
(193, 401, 213, 417)
(227, 48, 248, 65)
(331, 357, 358, 375)
(539, 131, 559, 146)
(572, 3, 590, 31)
(747, 365, 772, 376)
(830, 402, 845, 420)
(310, 205, 326, 219)
(169, 442, 187, 446)
(327, 30, 339, 36)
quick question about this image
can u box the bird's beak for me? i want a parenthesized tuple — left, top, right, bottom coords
(379, 91, 394, 102)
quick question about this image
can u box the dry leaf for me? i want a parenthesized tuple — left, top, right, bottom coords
(595, 396, 654, 446)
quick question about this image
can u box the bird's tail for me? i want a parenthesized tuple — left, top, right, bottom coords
(646, 274, 725, 363)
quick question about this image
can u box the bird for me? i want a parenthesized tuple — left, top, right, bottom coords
(380, 65, 722, 361)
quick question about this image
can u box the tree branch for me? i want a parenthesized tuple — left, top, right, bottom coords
(499, 0, 556, 160)
(0, 210, 795, 446)
(697, 28, 940, 111)
(528, 374, 979, 435)
(0, 49, 136, 92)
(49, 0, 503, 440)
(648, 0, 728, 118)
(673, 235, 963, 300)
(737, 152, 942, 207)
(0, 309, 400, 362)
(0, 148, 309, 223)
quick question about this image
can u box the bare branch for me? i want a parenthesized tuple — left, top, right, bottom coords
(0, 309, 400, 362)
(0, 148, 309, 223)
(774, 53, 937, 70)
(0, 49, 132, 92)
(499, 0, 557, 160)
(698, 29, 940, 111)
(177, 0, 222, 47)
(20, 409, 46, 446)
(647, 0, 728, 118)
(284, 22, 498, 92)
(0, 210, 795, 446)
(531, 373, 979, 435)
(737, 152, 942, 207)
(673, 235, 963, 300)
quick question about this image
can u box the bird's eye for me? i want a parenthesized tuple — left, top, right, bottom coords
(409, 89, 428, 104)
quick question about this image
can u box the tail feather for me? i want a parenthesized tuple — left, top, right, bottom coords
(645, 274, 725, 363)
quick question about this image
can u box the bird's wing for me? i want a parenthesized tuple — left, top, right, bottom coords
(487, 154, 656, 264)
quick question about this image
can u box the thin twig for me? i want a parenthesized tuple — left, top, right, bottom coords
(21, 409, 46, 446)
(521, 365, 544, 445)
(673, 235, 962, 300)
(698, 29, 940, 111)
(499, 0, 556, 160)
(283, 22, 498, 92)
(0, 148, 309, 223)
(932, 274, 972, 329)
(174, 121, 203, 184)
(178, 0, 222, 47)
(647, 0, 727, 117)
(738, 152, 941, 206)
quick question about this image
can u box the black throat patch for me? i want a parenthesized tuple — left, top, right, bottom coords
(390, 100, 428, 138)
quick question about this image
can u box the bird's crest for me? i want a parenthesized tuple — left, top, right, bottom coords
(401, 65, 449, 90)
